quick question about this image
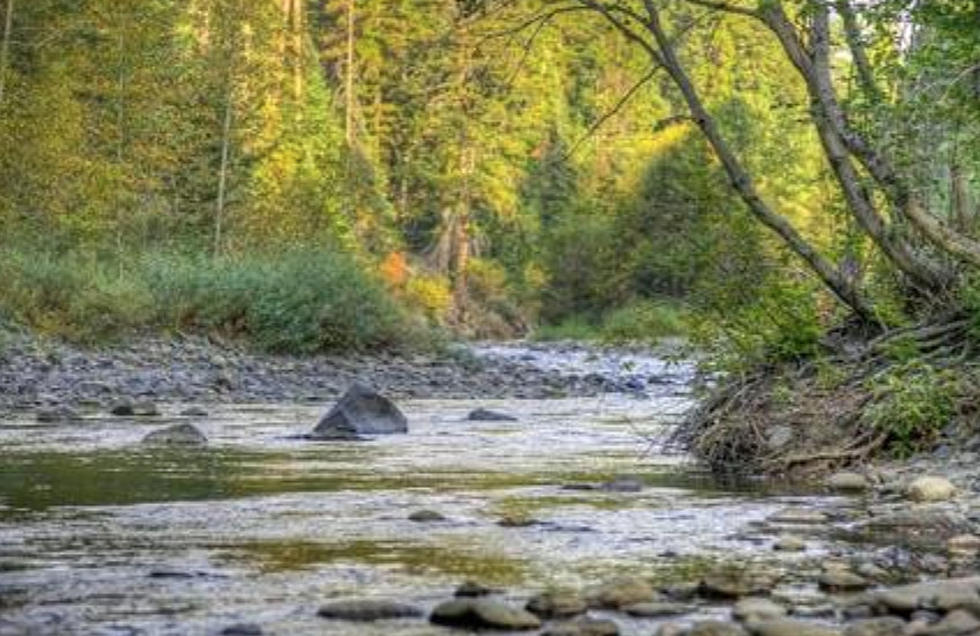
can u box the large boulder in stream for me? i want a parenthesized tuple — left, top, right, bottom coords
(141, 423, 207, 446)
(310, 382, 408, 440)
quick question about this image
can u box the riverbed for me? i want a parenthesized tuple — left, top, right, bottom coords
(0, 343, 973, 635)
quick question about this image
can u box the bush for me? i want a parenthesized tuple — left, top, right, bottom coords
(600, 300, 687, 343)
(862, 360, 959, 458)
(0, 246, 430, 353)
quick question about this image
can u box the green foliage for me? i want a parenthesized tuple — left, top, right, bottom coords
(600, 300, 687, 343)
(0, 246, 426, 353)
(863, 361, 959, 458)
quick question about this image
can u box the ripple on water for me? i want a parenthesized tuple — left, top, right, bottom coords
(0, 392, 839, 635)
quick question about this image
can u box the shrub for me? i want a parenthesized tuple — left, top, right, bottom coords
(600, 300, 687, 343)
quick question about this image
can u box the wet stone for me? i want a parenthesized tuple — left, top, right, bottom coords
(688, 620, 749, 636)
(587, 576, 656, 609)
(732, 597, 787, 622)
(543, 616, 619, 636)
(525, 590, 588, 618)
(180, 406, 208, 417)
(317, 599, 424, 621)
(917, 609, 980, 635)
(841, 617, 906, 636)
(429, 598, 541, 631)
(454, 580, 497, 597)
(818, 570, 869, 593)
(407, 509, 445, 522)
(773, 536, 806, 552)
(141, 424, 207, 446)
(35, 406, 81, 423)
(221, 623, 263, 635)
(747, 618, 841, 636)
(700, 569, 776, 599)
(467, 408, 517, 421)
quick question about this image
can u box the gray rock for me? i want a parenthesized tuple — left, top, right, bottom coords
(587, 576, 656, 608)
(141, 423, 207, 446)
(701, 569, 777, 599)
(543, 617, 619, 636)
(310, 382, 408, 439)
(842, 618, 905, 636)
(526, 590, 588, 618)
(689, 621, 749, 636)
(907, 476, 956, 502)
(317, 599, 423, 621)
(916, 609, 980, 635)
(773, 536, 806, 552)
(467, 408, 517, 421)
(221, 623, 263, 635)
(732, 597, 787, 622)
(110, 399, 136, 416)
(624, 602, 692, 617)
(818, 570, 869, 592)
(180, 406, 209, 417)
(35, 406, 81, 423)
(947, 534, 980, 557)
(747, 619, 841, 636)
(827, 472, 870, 493)
(454, 580, 497, 597)
(407, 509, 445, 522)
(872, 577, 980, 616)
(766, 426, 793, 451)
(429, 598, 540, 630)
(655, 624, 688, 636)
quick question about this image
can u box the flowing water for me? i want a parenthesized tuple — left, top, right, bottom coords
(0, 345, 843, 635)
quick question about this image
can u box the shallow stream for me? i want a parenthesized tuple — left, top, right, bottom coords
(0, 345, 849, 635)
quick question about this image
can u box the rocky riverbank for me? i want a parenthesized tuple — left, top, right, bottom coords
(0, 334, 692, 414)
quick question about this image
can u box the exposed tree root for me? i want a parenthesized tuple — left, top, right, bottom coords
(674, 314, 980, 477)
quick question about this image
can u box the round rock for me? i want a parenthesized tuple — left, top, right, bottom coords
(827, 472, 869, 493)
(430, 598, 540, 630)
(907, 476, 955, 502)
(526, 590, 588, 618)
(543, 616, 619, 636)
(141, 423, 207, 446)
(732, 597, 787, 622)
(317, 599, 424, 621)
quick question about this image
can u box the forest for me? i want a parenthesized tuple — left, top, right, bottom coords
(0, 1, 978, 399)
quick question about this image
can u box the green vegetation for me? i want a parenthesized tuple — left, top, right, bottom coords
(0, 246, 420, 352)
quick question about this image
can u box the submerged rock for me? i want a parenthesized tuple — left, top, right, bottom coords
(111, 398, 159, 417)
(141, 423, 207, 446)
(35, 406, 82, 423)
(317, 599, 423, 621)
(407, 509, 445, 522)
(526, 590, 588, 618)
(907, 476, 956, 502)
(430, 598, 541, 630)
(467, 408, 517, 421)
(310, 382, 407, 439)
(220, 623, 263, 635)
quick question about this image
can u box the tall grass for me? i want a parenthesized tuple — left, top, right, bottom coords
(0, 247, 430, 353)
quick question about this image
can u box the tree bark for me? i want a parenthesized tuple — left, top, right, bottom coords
(634, 0, 876, 320)
(214, 92, 233, 257)
(834, 0, 880, 102)
(0, 0, 12, 110)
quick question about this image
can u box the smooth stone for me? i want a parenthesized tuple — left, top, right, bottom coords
(429, 598, 541, 630)
(947, 534, 980, 556)
(221, 623, 263, 635)
(110, 399, 136, 416)
(747, 619, 841, 636)
(624, 601, 692, 617)
(827, 472, 870, 492)
(141, 423, 207, 446)
(818, 570, 869, 592)
(526, 590, 588, 618)
(310, 382, 408, 439)
(773, 536, 806, 552)
(467, 408, 517, 421)
(842, 617, 906, 636)
(600, 477, 644, 492)
(767, 509, 829, 525)
(408, 509, 445, 522)
(180, 406, 208, 417)
(732, 597, 787, 622)
(688, 620, 749, 636)
(455, 580, 497, 597)
(701, 570, 776, 599)
(916, 609, 980, 635)
(655, 624, 687, 636)
(872, 577, 980, 616)
(35, 406, 81, 422)
(907, 476, 956, 502)
(317, 599, 424, 621)
(543, 617, 619, 636)
(587, 576, 656, 608)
